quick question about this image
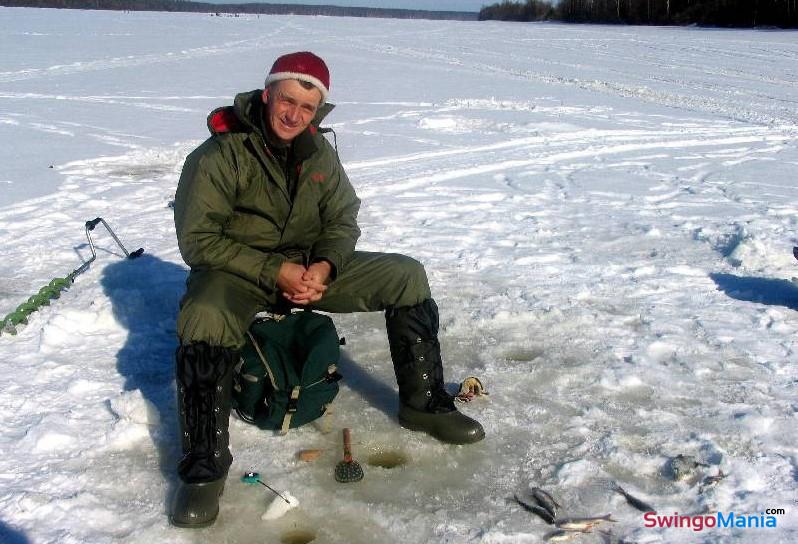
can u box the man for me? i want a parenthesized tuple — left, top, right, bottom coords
(170, 51, 484, 528)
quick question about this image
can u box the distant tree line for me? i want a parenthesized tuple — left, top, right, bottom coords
(478, 0, 554, 21)
(479, 0, 554, 21)
(479, 0, 798, 27)
(1, 0, 477, 20)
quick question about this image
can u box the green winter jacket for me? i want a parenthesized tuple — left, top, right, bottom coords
(174, 90, 361, 294)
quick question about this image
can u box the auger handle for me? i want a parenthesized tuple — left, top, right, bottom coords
(83, 217, 144, 260)
(86, 217, 103, 231)
(342, 428, 354, 463)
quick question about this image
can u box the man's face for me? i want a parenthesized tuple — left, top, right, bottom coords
(263, 79, 322, 144)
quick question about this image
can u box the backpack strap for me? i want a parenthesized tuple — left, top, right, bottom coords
(280, 386, 301, 435)
(246, 330, 278, 390)
(246, 328, 301, 435)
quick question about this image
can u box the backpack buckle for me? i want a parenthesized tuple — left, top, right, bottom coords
(280, 386, 302, 435)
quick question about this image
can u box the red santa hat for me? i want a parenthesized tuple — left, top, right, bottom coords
(264, 51, 330, 102)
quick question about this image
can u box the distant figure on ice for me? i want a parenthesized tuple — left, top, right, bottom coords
(170, 51, 484, 528)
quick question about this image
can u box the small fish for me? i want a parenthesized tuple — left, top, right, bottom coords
(513, 493, 555, 524)
(530, 487, 562, 519)
(667, 454, 709, 482)
(611, 482, 656, 513)
(544, 529, 577, 542)
(455, 376, 488, 402)
(699, 469, 727, 493)
(555, 514, 616, 532)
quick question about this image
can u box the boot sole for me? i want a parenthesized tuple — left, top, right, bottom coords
(169, 513, 218, 529)
(398, 416, 485, 444)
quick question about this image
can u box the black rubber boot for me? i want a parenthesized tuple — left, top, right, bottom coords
(386, 299, 485, 445)
(170, 480, 226, 528)
(170, 342, 237, 528)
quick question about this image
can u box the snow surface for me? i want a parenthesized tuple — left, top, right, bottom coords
(1, 8, 797, 544)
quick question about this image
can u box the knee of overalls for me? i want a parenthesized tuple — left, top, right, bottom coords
(176, 270, 263, 348)
(384, 254, 432, 307)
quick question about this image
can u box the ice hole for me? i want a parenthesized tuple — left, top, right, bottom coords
(367, 450, 409, 469)
(280, 529, 316, 544)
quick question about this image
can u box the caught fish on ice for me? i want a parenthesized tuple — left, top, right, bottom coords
(666, 454, 709, 482)
(513, 493, 555, 525)
(455, 376, 488, 402)
(699, 469, 727, 493)
(611, 482, 656, 513)
(529, 487, 562, 519)
(544, 529, 577, 542)
(555, 514, 617, 532)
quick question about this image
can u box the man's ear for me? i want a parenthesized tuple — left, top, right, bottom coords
(261, 88, 269, 104)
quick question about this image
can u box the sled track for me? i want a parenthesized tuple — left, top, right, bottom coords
(345, 125, 792, 196)
(329, 25, 798, 128)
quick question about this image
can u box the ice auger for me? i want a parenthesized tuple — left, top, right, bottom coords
(1, 217, 143, 336)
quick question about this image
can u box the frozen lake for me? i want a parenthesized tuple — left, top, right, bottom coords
(0, 8, 797, 543)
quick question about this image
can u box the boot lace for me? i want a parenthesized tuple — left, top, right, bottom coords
(428, 387, 455, 413)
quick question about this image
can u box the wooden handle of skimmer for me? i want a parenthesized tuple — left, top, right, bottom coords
(342, 428, 353, 462)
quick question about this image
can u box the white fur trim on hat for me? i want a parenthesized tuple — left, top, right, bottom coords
(264, 72, 329, 102)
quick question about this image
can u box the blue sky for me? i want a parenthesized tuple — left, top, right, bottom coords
(213, 0, 489, 12)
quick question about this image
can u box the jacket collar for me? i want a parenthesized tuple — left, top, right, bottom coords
(224, 89, 334, 162)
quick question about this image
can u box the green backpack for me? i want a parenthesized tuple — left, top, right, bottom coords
(232, 310, 342, 434)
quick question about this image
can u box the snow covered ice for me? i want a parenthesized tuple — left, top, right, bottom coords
(1, 7, 797, 543)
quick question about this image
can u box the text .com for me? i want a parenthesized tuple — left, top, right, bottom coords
(643, 510, 785, 531)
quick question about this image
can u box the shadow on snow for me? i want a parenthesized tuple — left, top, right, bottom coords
(710, 272, 798, 311)
(0, 520, 31, 544)
(101, 253, 187, 508)
(338, 349, 398, 419)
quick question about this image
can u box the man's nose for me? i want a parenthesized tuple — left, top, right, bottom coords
(285, 105, 301, 123)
